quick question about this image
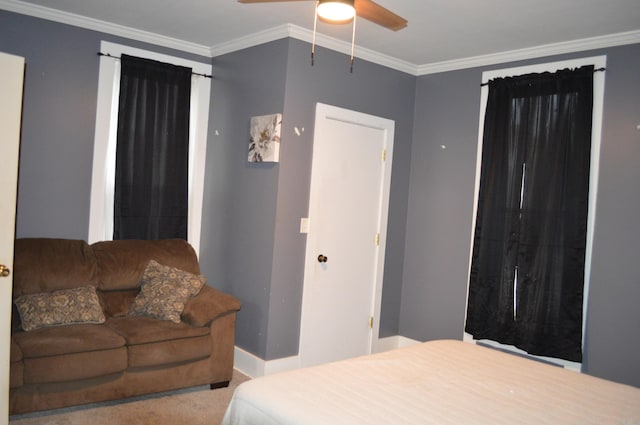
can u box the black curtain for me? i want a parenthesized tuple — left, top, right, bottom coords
(465, 66, 594, 362)
(114, 54, 192, 240)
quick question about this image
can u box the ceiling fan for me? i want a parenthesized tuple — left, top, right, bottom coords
(237, 0, 408, 31)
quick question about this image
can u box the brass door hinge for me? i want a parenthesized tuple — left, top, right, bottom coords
(369, 316, 374, 329)
(381, 149, 387, 161)
(375, 233, 380, 246)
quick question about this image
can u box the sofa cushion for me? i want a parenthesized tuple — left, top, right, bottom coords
(106, 316, 212, 368)
(106, 316, 209, 345)
(92, 239, 200, 291)
(10, 337, 23, 389)
(14, 286, 106, 331)
(128, 335, 212, 368)
(10, 361, 23, 389)
(23, 347, 127, 384)
(99, 289, 139, 318)
(13, 324, 125, 358)
(129, 260, 205, 323)
(13, 238, 97, 297)
(14, 324, 128, 385)
(10, 337, 22, 362)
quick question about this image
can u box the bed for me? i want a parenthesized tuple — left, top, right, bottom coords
(222, 340, 640, 425)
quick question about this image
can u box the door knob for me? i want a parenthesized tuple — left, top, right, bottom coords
(317, 254, 328, 263)
(0, 264, 10, 277)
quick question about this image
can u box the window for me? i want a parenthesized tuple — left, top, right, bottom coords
(464, 56, 606, 370)
(89, 41, 211, 254)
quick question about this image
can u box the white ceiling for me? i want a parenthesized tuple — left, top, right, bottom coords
(2, 0, 640, 74)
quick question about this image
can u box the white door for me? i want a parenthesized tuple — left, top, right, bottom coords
(0, 51, 25, 424)
(299, 103, 394, 367)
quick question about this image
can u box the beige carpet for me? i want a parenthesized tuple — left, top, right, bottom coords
(9, 370, 250, 425)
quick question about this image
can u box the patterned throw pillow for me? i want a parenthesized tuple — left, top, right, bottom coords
(129, 260, 205, 323)
(15, 286, 106, 331)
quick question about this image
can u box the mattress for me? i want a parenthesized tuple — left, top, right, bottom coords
(222, 340, 640, 425)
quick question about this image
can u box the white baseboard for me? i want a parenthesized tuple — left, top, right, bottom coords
(374, 335, 421, 352)
(233, 346, 263, 378)
(264, 354, 300, 375)
(398, 335, 421, 347)
(234, 335, 421, 378)
(233, 346, 300, 378)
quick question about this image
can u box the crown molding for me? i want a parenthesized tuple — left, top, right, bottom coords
(0, 0, 212, 57)
(212, 25, 640, 76)
(417, 30, 640, 75)
(209, 24, 292, 58)
(209, 23, 418, 75)
(0, 0, 418, 73)
(2, 0, 639, 76)
(284, 24, 418, 75)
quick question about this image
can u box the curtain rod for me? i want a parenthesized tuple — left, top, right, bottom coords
(97, 52, 213, 79)
(480, 67, 605, 87)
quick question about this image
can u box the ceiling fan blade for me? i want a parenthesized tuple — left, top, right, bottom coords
(237, 0, 408, 31)
(354, 0, 407, 31)
(238, 0, 311, 3)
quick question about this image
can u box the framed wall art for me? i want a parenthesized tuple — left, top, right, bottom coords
(248, 113, 282, 163)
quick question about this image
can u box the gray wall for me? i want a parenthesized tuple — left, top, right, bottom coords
(0, 10, 210, 240)
(201, 40, 288, 358)
(206, 38, 416, 360)
(0, 9, 414, 363)
(585, 44, 640, 386)
(403, 43, 640, 387)
(3, 7, 639, 388)
(267, 39, 416, 359)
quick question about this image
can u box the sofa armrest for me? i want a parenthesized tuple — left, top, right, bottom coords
(181, 285, 241, 327)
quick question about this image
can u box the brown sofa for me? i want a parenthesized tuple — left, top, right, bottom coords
(9, 238, 241, 415)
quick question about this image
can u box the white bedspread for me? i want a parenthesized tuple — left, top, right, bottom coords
(222, 340, 640, 425)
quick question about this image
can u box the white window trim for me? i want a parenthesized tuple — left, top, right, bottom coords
(463, 55, 607, 371)
(88, 41, 211, 255)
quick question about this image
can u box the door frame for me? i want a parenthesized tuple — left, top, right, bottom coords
(298, 103, 395, 365)
(0, 51, 25, 425)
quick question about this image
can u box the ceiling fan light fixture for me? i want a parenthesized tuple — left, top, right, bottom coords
(316, 0, 355, 23)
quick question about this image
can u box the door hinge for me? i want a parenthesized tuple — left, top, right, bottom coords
(381, 149, 386, 161)
(369, 316, 374, 329)
(375, 233, 380, 246)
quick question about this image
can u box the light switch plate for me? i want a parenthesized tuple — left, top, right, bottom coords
(300, 218, 309, 234)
